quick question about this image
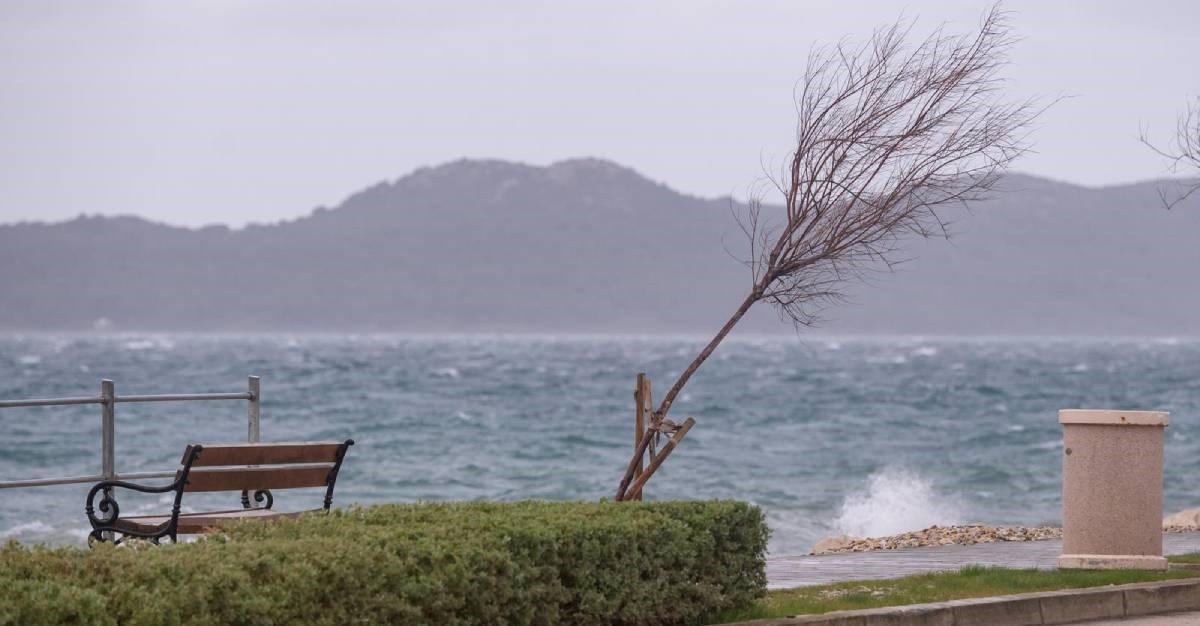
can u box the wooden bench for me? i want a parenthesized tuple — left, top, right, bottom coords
(85, 439, 354, 544)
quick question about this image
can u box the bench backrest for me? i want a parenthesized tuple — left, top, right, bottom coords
(179, 440, 353, 493)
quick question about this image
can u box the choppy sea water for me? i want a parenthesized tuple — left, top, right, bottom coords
(2, 334, 1199, 556)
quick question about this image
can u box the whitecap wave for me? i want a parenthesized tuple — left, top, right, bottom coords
(833, 469, 964, 538)
(0, 520, 54, 539)
(865, 354, 908, 364)
(122, 338, 175, 351)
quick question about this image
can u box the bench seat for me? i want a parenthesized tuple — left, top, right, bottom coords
(113, 507, 316, 535)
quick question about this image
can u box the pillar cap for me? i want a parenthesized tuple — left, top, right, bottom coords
(1059, 409, 1169, 426)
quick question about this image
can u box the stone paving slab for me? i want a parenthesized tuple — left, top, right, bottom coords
(766, 532, 1200, 589)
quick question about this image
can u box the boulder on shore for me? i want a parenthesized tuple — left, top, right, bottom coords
(811, 535, 856, 554)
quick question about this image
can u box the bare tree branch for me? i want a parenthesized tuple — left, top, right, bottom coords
(1141, 97, 1200, 209)
(616, 4, 1042, 500)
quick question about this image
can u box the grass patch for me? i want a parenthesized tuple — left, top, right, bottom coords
(1169, 552, 1200, 564)
(707, 565, 1197, 623)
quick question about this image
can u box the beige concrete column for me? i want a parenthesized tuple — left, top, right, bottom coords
(1058, 409, 1169, 570)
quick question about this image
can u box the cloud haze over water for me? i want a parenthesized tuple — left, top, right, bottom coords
(1, 0, 1198, 227)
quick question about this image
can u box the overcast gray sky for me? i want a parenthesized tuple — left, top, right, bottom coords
(1, 0, 1197, 227)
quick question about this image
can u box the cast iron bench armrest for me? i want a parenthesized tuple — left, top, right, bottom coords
(85, 445, 203, 545)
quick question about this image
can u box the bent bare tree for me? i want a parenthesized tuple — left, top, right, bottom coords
(616, 5, 1040, 501)
(1141, 98, 1200, 208)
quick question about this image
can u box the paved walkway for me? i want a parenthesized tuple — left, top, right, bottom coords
(766, 533, 1200, 589)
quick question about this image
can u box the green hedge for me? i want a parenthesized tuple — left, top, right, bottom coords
(0, 500, 768, 625)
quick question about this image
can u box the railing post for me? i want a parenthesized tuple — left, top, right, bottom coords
(100, 380, 115, 480)
(247, 376, 260, 443)
(100, 379, 116, 542)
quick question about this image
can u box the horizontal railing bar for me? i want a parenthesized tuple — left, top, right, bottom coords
(0, 470, 178, 489)
(117, 392, 253, 403)
(0, 392, 252, 409)
(0, 397, 103, 408)
(0, 474, 104, 489)
(113, 470, 177, 481)
(0, 463, 330, 490)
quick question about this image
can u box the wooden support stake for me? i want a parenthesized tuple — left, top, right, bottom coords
(633, 374, 652, 501)
(625, 417, 695, 501)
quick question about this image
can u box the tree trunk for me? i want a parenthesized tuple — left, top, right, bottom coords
(654, 289, 760, 422)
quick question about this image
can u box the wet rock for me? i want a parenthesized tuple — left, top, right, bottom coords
(811, 534, 856, 554)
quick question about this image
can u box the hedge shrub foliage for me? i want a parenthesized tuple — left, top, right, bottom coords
(0, 500, 767, 625)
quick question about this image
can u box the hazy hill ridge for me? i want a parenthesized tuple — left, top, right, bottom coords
(2, 158, 1199, 335)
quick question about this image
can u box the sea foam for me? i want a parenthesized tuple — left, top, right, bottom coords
(833, 469, 964, 538)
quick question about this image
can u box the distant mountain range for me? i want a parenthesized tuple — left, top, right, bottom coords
(2, 158, 1198, 335)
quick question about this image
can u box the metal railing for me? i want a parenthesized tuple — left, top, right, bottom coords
(0, 376, 261, 490)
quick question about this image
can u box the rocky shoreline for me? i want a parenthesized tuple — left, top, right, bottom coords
(811, 524, 1062, 555)
(811, 510, 1200, 555)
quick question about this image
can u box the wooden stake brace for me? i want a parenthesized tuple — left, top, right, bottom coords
(624, 417, 694, 501)
(615, 373, 695, 502)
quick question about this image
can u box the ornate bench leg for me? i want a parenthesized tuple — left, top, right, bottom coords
(241, 489, 274, 509)
(85, 486, 120, 544)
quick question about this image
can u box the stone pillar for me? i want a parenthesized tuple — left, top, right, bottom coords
(1058, 409, 1169, 570)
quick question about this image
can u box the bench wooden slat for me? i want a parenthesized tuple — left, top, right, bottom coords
(115, 508, 314, 534)
(185, 441, 345, 467)
(183, 464, 334, 492)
